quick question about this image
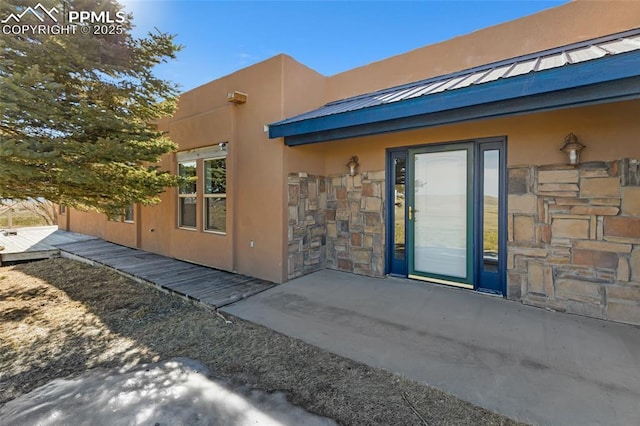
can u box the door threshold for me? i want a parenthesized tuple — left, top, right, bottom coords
(408, 274, 473, 289)
(405, 275, 505, 297)
(476, 288, 504, 297)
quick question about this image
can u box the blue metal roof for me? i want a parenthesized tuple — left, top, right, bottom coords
(270, 29, 640, 145)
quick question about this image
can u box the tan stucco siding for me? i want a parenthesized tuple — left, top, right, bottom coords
(153, 55, 291, 282)
(169, 106, 234, 149)
(67, 209, 105, 239)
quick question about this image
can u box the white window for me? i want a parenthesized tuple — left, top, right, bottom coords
(176, 144, 228, 232)
(178, 161, 197, 228)
(204, 157, 226, 233)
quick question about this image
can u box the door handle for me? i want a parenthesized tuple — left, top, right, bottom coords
(409, 206, 418, 220)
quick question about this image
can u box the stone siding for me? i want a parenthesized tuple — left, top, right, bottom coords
(508, 159, 640, 325)
(325, 171, 386, 277)
(287, 174, 327, 280)
(287, 171, 386, 280)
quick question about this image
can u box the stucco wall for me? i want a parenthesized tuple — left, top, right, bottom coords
(62, 57, 271, 281)
(66, 209, 137, 249)
(67, 209, 105, 239)
(64, 55, 331, 283)
(157, 55, 291, 281)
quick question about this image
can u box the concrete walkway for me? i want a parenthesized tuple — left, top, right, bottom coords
(222, 270, 640, 426)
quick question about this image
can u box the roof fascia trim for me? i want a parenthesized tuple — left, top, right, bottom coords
(282, 76, 640, 146)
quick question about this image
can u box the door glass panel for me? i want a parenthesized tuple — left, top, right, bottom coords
(483, 150, 500, 272)
(414, 150, 467, 278)
(394, 157, 406, 260)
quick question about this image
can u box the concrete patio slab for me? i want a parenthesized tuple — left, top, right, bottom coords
(222, 270, 640, 425)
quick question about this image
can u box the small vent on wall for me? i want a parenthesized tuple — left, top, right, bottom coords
(227, 91, 248, 104)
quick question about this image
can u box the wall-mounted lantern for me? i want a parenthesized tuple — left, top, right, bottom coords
(560, 133, 585, 166)
(347, 155, 359, 176)
(227, 91, 247, 104)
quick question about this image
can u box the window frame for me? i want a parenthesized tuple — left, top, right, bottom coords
(176, 145, 229, 233)
(177, 160, 198, 230)
(203, 156, 227, 234)
(123, 204, 134, 223)
(106, 204, 135, 224)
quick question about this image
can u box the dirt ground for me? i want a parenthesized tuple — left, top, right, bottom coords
(0, 258, 524, 425)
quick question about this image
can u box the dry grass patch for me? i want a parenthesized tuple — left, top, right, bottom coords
(0, 258, 524, 425)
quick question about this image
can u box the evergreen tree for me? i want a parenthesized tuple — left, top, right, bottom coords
(0, 0, 182, 216)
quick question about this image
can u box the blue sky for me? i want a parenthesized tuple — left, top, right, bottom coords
(123, 1, 568, 93)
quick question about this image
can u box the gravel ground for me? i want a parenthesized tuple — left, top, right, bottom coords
(0, 258, 524, 425)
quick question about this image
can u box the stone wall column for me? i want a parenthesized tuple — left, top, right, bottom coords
(287, 173, 327, 280)
(325, 171, 386, 277)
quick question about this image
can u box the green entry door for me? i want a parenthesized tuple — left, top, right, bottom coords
(407, 143, 474, 288)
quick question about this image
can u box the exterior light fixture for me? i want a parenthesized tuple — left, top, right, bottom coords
(227, 91, 247, 104)
(560, 133, 585, 166)
(347, 155, 360, 176)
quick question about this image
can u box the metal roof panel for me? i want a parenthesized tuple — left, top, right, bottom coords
(271, 28, 640, 128)
(429, 75, 469, 94)
(537, 53, 568, 71)
(503, 58, 537, 78)
(567, 45, 607, 63)
(600, 38, 640, 54)
(407, 80, 451, 98)
(474, 64, 513, 84)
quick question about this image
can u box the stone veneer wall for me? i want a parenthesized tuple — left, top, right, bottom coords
(508, 159, 640, 325)
(287, 171, 386, 280)
(287, 174, 327, 280)
(325, 171, 386, 277)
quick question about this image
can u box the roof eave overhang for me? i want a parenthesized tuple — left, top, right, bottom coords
(269, 51, 640, 146)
